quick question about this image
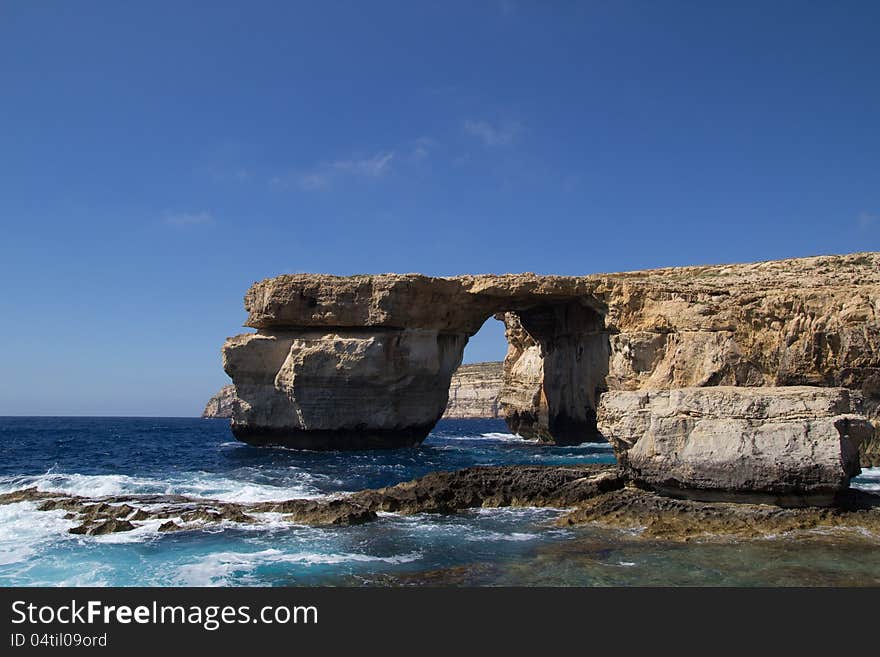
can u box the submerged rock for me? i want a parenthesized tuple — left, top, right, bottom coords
(281, 499, 377, 526)
(70, 518, 136, 535)
(597, 387, 872, 502)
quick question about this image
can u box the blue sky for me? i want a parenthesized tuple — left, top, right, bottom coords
(1, 1, 878, 416)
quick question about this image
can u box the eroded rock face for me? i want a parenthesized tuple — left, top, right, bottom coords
(204, 361, 505, 423)
(498, 312, 548, 438)
(443, 362, 503, 419)
(224, 329, 466, 448)
(500, 306, 609, 443)
(596, 386, 872, 502)
(558, 486, 880, 540)
(223, 252, 880, 452)
(202, 384, 237, 418)
(226, 273, 609, 448)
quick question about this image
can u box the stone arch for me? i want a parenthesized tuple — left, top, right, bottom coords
(223, 273, 612, 449)
(221, 254, 880, 467)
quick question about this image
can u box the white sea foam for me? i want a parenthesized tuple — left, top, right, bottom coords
(855, 466, 880, 480)
(852, 466, 880, 492)
(90, 518, 175, 544)
(444, 432, 613, 449)
(174, 548, 422, 586)
(435, 431, 535, 442)
(0, 502, 78, 567)
(0, 470, 323, 502)
(464, 530, 538, 542)
(472, 506, 566, 517)
(479, 432, 538, 442)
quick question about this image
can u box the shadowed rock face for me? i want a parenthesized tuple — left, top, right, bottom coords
(222, 253, 880, 455)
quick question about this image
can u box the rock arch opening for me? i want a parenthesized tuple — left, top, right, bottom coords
(496, 301, 609, 445)
(442, 316, 507, 420)
(223, 272, 613, 450)
(220, 257, 880, 485)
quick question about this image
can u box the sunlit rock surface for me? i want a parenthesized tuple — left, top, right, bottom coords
(222, 252, 880, 457)
(442, 362, 503, 419)
(597, 386, 872, 502)
(201, 384, 236, 418)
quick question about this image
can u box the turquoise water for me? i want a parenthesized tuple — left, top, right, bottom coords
(0, 417, 878, 586)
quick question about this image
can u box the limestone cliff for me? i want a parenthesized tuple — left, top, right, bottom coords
(205, 364, 505, 421)
(442, 362, 503, 419)
(222, 252, 880, 459)
(202, 384, 236, 418)
(597, 386, 870, 502)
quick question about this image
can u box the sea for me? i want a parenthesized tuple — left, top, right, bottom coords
(1, 416, 879, 587)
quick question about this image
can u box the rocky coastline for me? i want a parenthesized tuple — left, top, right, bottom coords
(170, 252, 880, 548)
(221, 253, 880, 460)
(219, 253, 879, 469)
(4, 464, 878, 542)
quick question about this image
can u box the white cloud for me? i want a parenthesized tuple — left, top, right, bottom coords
(464, 119, 522, 146)
(296, 172, 333, 191)
(164, 211, 215, 227)
(857, 211, 878, 228)
(409, 137, 435, 161)
(274, 151, 396, 191)
(330, 151, 394, 177)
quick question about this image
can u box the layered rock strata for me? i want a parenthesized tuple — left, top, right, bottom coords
(202, 384, 237, 418)
(222, 252, 880, 457)
(203, 362, 505, 420)
(597, 386, 871, 502)
(442, 362, 503, 419)
(224, 329, 467, 448)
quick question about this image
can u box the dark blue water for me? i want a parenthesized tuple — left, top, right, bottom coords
(0, 417, 612, 496)
(1, 417, 878, 586)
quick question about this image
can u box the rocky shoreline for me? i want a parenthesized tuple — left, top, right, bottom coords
(176, 254, 880, 552)
(4, 464, 878, 542)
